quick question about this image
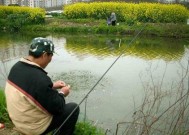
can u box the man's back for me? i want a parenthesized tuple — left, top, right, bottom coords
(5, 37, 79, 135)
(5, 59, 53, 134)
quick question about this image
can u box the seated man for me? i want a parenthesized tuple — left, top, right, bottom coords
(5, 37, 80, 135)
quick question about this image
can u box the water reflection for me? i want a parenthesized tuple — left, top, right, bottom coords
(0, 33, 188, 62)
(0, 33, 188, 95)
(65, 35, 186, 61)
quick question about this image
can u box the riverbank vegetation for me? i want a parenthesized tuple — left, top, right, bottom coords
(64, 2, 189, 23)
(0, 5, 45, 31)
(27, 18, 189, 38)
(115, 63, 189, 135)
(0, 90, 10, 126)
(0, 2, 189, 37)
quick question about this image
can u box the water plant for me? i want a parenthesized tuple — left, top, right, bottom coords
(115, 62, 189, 135)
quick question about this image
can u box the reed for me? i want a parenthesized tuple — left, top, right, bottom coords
(115, 61, 189, 135)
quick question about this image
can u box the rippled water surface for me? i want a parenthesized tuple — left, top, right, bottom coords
(0, 33, 189, 133)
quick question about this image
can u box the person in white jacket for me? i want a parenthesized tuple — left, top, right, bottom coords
(110, 12, 117, 26)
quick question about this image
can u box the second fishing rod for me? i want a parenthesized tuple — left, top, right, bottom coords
(53, 24, 147, 135)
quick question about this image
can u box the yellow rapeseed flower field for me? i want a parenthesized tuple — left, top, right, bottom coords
(64, 2, 189, 23)
(0, 6, 45, 20)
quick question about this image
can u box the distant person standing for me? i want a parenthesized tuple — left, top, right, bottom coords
(110, 12, 117, 26)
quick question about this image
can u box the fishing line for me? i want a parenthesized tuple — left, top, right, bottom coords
(53, 24, 147, 135)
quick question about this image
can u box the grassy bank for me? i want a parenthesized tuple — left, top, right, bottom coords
(1, 2, 189, 38)
(21, 17, 189, 38)
(0, 90, 10, 127)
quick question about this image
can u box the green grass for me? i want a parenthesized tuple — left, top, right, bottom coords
(0, 89, 12, 127)
(74, 121, 104, 135)
(1, 13, 189, 38)
(20, 17, 189, 38)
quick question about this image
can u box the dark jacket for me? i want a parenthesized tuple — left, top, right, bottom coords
(5, 58, 65, 135)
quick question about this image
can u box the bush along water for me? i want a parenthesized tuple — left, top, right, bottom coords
(74, 121, 104, 135)
(64, 2, 189, 24)
(0, 90, 11, 127)
(0, 2, 189, 37)
(0, 6, 45, 32)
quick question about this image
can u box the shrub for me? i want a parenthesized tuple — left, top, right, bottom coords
(64, 2, 189, 24)
(7, 13, 31, 31)
(0, 90, 10, 125)
(74, 121, 104, 135)
(0, 6, 45, 31)
(0, 6, 45, 20)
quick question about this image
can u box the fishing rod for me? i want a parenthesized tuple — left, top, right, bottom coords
(53, 24, 147, 135)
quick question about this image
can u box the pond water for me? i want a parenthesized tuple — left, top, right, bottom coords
(0, 32, 189, 134)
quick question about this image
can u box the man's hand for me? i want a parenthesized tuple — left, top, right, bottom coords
(59, 85, 70, 97)
(53, 80, 66, 89)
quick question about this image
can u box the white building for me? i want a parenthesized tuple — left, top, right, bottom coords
(5, 0, 17, 5)
(0, 0, 4, 5)
(5, 0, 65, 7)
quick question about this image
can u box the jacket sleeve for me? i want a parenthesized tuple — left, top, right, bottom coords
(34, 76, 66, 115)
